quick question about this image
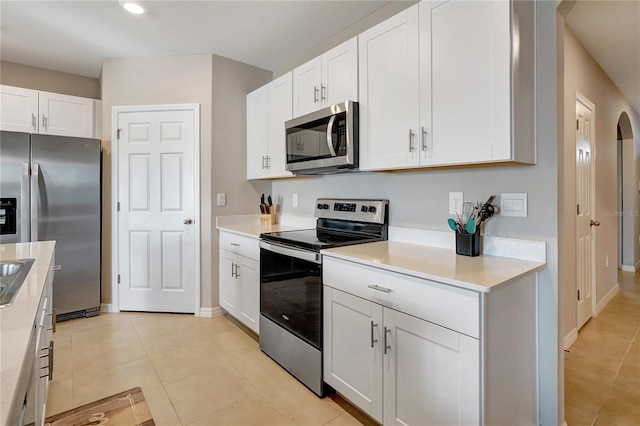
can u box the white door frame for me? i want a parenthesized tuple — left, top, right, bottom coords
(111, 104, 201, 314)
(575, 92, 597, 326)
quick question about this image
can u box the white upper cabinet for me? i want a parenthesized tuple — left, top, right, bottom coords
(246, 72, 293, 180)
(38, 91, 96, 139)
(0, 85, 100, 139)
(429, 0, 510, 165)
(358, 4, 421, 171)
(293, 37, 358, 117)
(359, 0, 536, 171)
(0, 85, 39, 133)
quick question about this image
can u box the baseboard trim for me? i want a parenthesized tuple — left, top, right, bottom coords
(621, 264, 636, 272)
(564, 328, 578, 350)
(100, 303, 116, 313)
(199, 306, 223, 318)
(595, 283, 620, 316)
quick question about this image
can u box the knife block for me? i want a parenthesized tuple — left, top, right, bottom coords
(260, 212, 276, 227)
(455, 229, 481, 257)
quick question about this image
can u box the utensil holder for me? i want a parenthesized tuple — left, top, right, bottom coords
(455, 229, 481, 257)
(260, 212, 276, 227)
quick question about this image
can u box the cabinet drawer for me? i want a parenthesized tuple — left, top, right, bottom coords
(219, 231, 259, 260)
(323, 257, 480, 338)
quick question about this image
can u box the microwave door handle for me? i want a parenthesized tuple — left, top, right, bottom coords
(326, 115, 337, 157)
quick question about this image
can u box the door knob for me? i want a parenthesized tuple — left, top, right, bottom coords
(183, 219, 193, 225)
(590, 220, 600, 227)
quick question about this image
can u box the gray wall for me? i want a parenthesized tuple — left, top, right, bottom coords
(0, 60, 100, 99)
(272, 2, 561, 424)
(101, 54, 271, 309)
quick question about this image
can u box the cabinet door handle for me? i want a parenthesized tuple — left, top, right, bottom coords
(370, 321, 378, 348)
(231, 263, 235, 278)
(234, 264, 240, 278)
(42, 114, 48, 130)
(314, 86, 319, 103)
(51, 265, 62, 271)
(230, 243, 240, 247)
(267, 156, 271, 169)
(49, 341, 54, 380)
(261, 156, 266, 170)
(421, 127, 429, 152)
(368, 284, 392, 293)
(409, 129, 415, 152)
(384, 326, 391, 355)
(321, 84, 326, 101)
(32, 113, 37, 131)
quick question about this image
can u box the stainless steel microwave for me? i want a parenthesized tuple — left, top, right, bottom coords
(285, 101, 358, 175)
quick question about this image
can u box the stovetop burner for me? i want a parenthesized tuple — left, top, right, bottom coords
(260, 198, 389, 252)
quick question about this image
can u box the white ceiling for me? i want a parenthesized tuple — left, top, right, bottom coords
(1, 0, 638, 114)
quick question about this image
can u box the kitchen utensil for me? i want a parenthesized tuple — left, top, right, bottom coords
(448, 218, 458, 232)
(465, 217, 476, 234)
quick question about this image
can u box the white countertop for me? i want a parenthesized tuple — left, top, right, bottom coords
(0, 241, 55, 425)
(321, 240, 546, 293)
(216, 223, 306, 239)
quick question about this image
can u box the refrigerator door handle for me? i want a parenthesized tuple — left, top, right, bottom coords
(31, 163, 40, 242)
(21, 163, 30, 242)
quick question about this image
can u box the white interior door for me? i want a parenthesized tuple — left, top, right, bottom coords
(115, 106, 199, 313)
(576, 95, 596, 329)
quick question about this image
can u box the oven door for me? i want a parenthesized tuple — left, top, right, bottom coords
(259, 240, 322, 349)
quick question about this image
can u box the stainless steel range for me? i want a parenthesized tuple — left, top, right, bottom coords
(259, 198, 389, 396)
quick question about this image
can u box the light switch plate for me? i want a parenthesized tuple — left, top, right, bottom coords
(500, 193, 528, 217)
(216, 193, 226, 206)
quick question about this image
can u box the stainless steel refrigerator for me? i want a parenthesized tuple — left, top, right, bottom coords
(0, 131, 101, 320)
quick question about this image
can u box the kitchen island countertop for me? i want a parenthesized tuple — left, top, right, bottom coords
(0, 241, 55, 425)
(322, 240, 546, 293)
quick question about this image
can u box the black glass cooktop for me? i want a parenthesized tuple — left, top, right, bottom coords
(260, 228, 381, 251)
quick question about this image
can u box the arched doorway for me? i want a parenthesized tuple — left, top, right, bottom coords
(617, 111, 635, 271)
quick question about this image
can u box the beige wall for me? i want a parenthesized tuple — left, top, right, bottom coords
(562, 27, 640, 338)
(101, 54, 271, 309)
(0, 60, 100, 99)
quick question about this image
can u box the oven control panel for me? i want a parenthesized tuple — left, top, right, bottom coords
(315, 198, 388, 224)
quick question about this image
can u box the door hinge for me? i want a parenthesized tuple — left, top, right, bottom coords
(117, 129, 122, 140)
(117, 202, 120, 212)
(117, 274, 121, 284)
(577, 289, 580, 300)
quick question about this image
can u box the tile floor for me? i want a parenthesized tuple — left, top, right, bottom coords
(564, 270, 640, 426)
(46, 311, 376, 426)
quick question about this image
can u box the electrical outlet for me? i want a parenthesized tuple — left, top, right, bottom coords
(449, 192, 463, 215)
(216, 193, 226, 206)
(292, 193, 299, 208)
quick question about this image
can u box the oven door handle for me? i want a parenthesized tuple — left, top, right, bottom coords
(259, 240, 321, 264)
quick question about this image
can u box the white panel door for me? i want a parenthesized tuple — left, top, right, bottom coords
(576, 96, 596, 329)
(117, 108, 197, 313)
(293, 57, 322, 117)
(358, 4, 420, 171)
(0, 85, 39, 133)
(238, 255, 260, 333)
(322, 37, 359, 107)
(39, 91, 94, 138)
(324, 287, 384, 422)
(383, 308, 480, 426)
(430, 0, 510, 165)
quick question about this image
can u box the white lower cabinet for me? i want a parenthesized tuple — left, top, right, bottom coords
(219, 231, 260, 334)
(323, 255, 538, 425)
(324, 287, 478, 425)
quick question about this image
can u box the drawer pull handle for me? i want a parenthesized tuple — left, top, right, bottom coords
(370, 321, 378, 348)
(230, 243, 241, 247)
(384, 327, 391, 355)
(368, 284, 392, 293)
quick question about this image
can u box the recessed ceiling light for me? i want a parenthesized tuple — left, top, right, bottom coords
(120, 1, 145, 15)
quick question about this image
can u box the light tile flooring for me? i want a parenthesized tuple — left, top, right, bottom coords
(564, 270, 640, 426)
(46, 312, 376, 426)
